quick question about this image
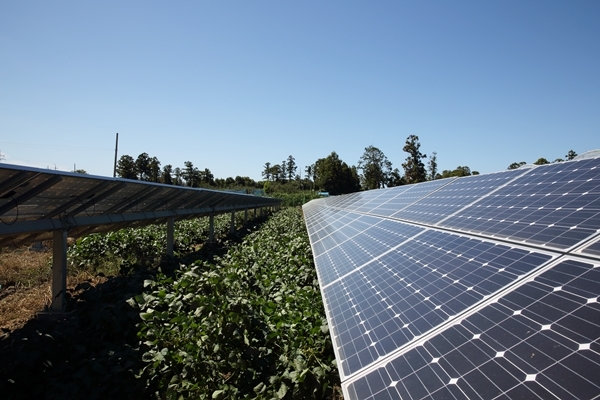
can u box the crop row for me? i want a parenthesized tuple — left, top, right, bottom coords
(134, 207, 340, 399)
(68, 212, 247, 268)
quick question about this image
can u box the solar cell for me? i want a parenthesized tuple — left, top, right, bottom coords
(369, 179, 454, 218)
(0, 163, 280, 245)
(323, 229, 553, 378)
(345, 258, 600, 400)
(391, 169, 526, 225)
(314, 219, 424, 286)
(439, 157, 600, 250)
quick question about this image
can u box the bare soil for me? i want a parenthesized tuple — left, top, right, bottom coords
(0, 246, 108, 331)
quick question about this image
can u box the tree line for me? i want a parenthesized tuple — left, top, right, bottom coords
(507, 150, 578, 169)
(115, 141, 580, 197)
(262, 135, 480, 196)
(115, 153, 260, 190)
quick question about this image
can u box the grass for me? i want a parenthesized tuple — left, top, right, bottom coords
(0, 244, 117, 331)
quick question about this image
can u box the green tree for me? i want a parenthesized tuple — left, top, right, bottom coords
(183, 161, 201, 187)
(162, 164, 173, 185)
(565, 150, 578, 160)
(135, 152, 151, 181)
(357, 145, 392, 190)
(440, 166, 472, 178)
(314, 152, 360, 195)
(388, 168, 405, 187)
(533, 157, 550, 165)
(262, 162, 272, 181)
(173, 167, 183, 186)
(199, 168, 214, 186)
(428, 151, 438, 181)
(286, 155, 297, 181)
(402, 135, 427, 184)
(270, 164, 282, 182)
(116, 155, 137, 179)
(148, 156, 161, 182)
(508, 161, 527, 170)
(279, 160, 287, 182)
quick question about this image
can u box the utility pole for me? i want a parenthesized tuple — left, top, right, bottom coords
(113, 133, 119, 177)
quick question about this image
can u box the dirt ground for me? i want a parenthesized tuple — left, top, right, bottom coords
(0, 247, 107, 331)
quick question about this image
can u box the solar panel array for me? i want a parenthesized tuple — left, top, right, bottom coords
(0, 163, 280, 247)
(303, 154, 600, 399)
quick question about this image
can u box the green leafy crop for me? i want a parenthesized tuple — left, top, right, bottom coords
(135, 208, 340, 399)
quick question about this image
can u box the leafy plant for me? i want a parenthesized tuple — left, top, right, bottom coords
(135, 208, 340, 399)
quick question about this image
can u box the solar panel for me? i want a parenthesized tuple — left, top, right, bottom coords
(346, 258, 600, 400)
(369, 179, 455, 218)
(323, 230, 553, 378)
(0, 163, 281, 246)
(391, 170, 526, 225)
(302, 154, 600, 399)
(439, 157, 600, 250)
(581, 238, 600, 257)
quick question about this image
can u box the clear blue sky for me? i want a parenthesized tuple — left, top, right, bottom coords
(1, 1, 599, 181)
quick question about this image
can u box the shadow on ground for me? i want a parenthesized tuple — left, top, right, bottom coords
(0, 217, 269, 400)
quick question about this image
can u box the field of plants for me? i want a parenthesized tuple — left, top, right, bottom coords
(0, 208, 341, 399)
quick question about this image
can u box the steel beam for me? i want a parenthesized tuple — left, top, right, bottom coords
(51, 230, 67, 311)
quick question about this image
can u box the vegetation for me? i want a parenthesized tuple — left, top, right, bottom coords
(508, 150, 577, 170)
(357, 145, 393, 190)
(0, 208, 341, 399)
(136, 208, 339, 399)
(67, 214, 239, 269)
(313, 152, 360, 195)
(114, 140, 580, 199)
(402, 135, 428, 184)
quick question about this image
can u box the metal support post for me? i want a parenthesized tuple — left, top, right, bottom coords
(51, 230, 68, 312)
(244, 208, 248, 224)
(167, 217, 174, 256)
(230, 211, 235, 234)
(209, 214, 215, 243)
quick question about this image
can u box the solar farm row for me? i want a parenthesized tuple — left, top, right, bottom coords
(303, 155, 600, 399)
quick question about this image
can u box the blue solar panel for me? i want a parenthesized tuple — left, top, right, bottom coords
(369, 179, 455, 218)
(346, 258, 600, 400)
(581, 237, 600, 257)
(323, 230, 553, 378)
(440, 157, 600, 250)
(302, 155, 600, 399)
(391, 170, 526, 225)
(314, 219, 424, 286)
